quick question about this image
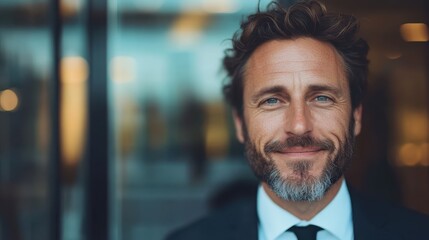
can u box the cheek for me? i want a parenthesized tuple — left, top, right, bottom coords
(312, 108, 351, 141)
(245, 111, 284, 146)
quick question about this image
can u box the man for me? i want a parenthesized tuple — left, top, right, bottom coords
(166, 1, 429, 239)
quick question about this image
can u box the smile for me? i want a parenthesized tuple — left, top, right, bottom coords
(275, 146, 325, 157)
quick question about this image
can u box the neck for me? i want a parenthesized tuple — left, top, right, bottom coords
(262, 176, 344, 221)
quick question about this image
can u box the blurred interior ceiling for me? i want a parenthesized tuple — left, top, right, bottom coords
(0, 0, 427, 24)
(0, 0, 427, 75)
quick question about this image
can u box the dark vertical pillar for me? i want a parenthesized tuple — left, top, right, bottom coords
(85, 0, 109, 239)
(49, 0, 62, 239)
(425, 0, 429, 209)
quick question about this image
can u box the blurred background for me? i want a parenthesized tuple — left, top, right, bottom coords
(0, 0, 428, 239)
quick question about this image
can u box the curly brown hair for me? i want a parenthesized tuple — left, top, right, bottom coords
(222, 0, 369, 116)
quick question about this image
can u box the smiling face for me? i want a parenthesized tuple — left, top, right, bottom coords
(234, 38, 362, 201)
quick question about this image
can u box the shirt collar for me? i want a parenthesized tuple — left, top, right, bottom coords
(257, 179, 353, 240)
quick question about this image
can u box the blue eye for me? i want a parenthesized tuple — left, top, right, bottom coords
(314, 96, 331, 102)
(265, 98, 279, 105)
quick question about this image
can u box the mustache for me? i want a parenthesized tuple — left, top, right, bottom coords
(264, 134, 335, 153)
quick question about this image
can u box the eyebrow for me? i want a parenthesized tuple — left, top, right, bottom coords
(251, 86, 287, 102)
(307, 84, 341, 97)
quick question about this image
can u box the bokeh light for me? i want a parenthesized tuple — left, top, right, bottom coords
(0, 89, 19, 111)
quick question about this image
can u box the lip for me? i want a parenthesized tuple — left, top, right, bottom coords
(274, 146, 325, 157)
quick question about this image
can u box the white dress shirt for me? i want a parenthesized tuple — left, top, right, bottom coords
(257, 179, 353, 240)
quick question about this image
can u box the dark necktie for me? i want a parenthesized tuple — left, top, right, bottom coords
(287, 225, 322, 240)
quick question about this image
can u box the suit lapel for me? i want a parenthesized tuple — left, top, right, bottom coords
(228, 197, 259, 240)
(350, 190, 398, 240)
(231, 211, 258, 240)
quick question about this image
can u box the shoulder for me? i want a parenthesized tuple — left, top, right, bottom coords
(165, 197, 258, 240)
(350, 189, 429, 238)
(376, 201, 429, 234)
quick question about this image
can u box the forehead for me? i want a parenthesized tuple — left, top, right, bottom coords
(243, 38, 347, 87)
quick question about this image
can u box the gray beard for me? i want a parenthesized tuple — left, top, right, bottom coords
(243, 120, 355, 202)
(267, 159, 337, 201)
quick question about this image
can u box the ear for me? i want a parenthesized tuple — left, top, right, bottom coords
(232, 110, 245, 143)
(353, 105, 362, 136)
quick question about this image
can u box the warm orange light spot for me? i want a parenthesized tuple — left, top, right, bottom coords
(170, 12, 209, 47)
(400, 23, 429, 42)
(400, 112, 427, 142)
(61, 56, 88, 84)
(60, 0, 83, 18)
(0, 89, 19, 111)
(60, 56, 88, 167)
(398, 143, 422, 166)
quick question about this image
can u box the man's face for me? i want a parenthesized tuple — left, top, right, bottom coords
(233, 38, 362, 201)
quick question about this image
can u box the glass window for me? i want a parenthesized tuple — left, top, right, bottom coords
(0, 1, 52, 239)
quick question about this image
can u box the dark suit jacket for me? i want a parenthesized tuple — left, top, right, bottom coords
(165, 190, 429, 240)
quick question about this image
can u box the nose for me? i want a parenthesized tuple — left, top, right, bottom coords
(285, 101, 313, 136)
